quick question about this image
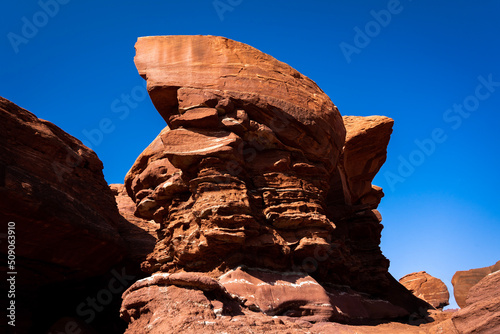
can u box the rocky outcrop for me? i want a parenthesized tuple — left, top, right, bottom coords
(340, 116, 394, 207)
(399, 272, 450, 309)
(451, 260, 500, 308)
(451, 269, 500, 333)
(120, 268, 425, 334)
(121, 276, 305, 334)
(119, 35, 430, 332)
(134, 35, 345, 172)
(465, 268, 500, 306)
(0, 96, 125, 288)
(218, 267, 408, 323)
(0, 97, 138, 333)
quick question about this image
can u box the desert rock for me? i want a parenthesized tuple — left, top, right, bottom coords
(0, 96, 125, 287)
(219, 267, 408, 323)
(0, 97, 140, 333)
(451, 269, 500, 333)
(451, 260, 500, 308)
(120, 35, 430, 333)
(399, 271, 450, 309)
(341, 116, 394, 206)
(134, 35, 346, 171)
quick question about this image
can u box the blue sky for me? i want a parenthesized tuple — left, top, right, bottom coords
(2, 1, 499, 309)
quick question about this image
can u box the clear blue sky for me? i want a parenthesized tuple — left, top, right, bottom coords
(2, 1, 499, 309)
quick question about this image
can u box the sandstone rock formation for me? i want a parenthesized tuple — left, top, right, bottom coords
(4, 34, 496, 333)
(119, 270, 467, 333)
(451, 260, 500, 308)
(451, 269, 500, 333)
(134, 35, 345, 172)
(0, 96, 125, 288)
(339, 116, 394, 207)
(399, 271, 450, 309)
(465, 268, 500, 306)
(0, 97, 156, 333)
(119, 35, 430, 333)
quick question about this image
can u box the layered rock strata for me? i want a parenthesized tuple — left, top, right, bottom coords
(0, 97, 125, 287)
(451, 260, 500, 308)
(133, 35, 345, 171)
(399, 271, 450, 309)
(451, 269, 500, 333)
(0, 97, 140, 333)
(120, 35, 430, 331)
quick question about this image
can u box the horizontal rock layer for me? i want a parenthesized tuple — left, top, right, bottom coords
(134, 35, 346, 171)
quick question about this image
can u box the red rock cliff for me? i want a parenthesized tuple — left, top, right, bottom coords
(119, 35, 430, 333)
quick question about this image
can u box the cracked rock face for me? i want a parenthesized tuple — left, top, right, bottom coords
(120, 35, 430, 331)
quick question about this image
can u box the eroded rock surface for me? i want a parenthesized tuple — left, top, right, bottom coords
(219, 267, 408, 323)
(120, 35, 430, 332)
(134, 35, 345, 171)
(121, 269, 445, 334)
(340, 116, 394, 206)
(0, 97, 135, 333)
(0, 96, 125, 287)
(451, 269, 500, 333)
(399, 271, 450, 309)
(451, 260, 500, 308)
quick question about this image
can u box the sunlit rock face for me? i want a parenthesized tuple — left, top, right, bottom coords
(451, 268, 500, 333)
(120, 35, 430, 331)
(400, 271, 450, 309)
(452, 260, 500, 308)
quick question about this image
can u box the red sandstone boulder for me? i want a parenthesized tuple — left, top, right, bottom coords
(399, 271, 450, 309)
(451, 260, 500, 308)
(134, 35, 346, 171)
(465, 268, 500, 306)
